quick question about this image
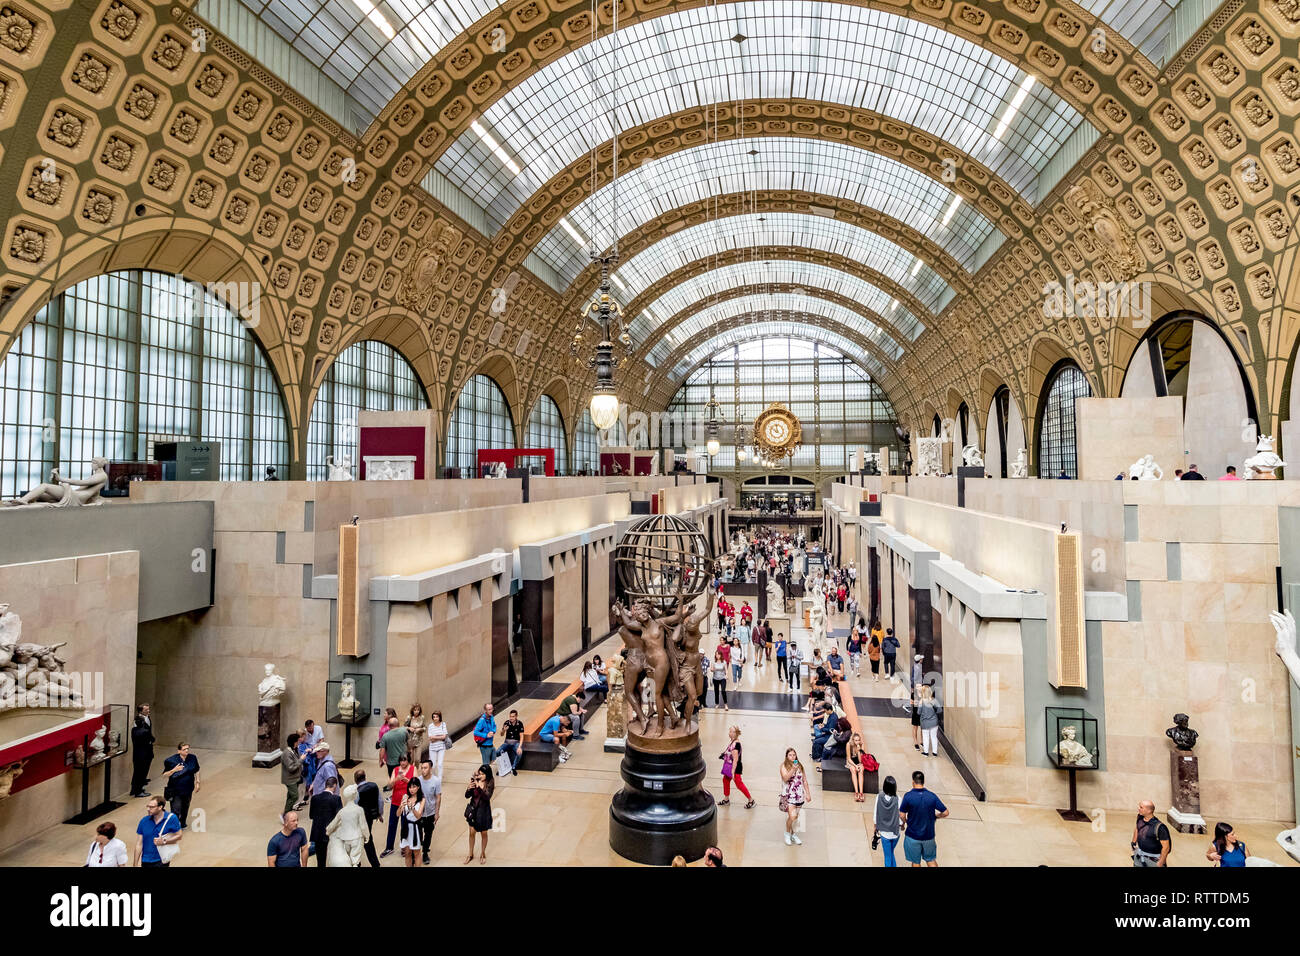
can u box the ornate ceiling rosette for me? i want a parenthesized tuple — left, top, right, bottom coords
(752, 401, 803, 465)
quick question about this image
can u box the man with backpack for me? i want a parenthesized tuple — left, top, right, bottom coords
(1131, 800, 1171, 866)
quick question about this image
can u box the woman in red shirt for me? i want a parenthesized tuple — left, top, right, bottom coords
(382, 754, 415, 858)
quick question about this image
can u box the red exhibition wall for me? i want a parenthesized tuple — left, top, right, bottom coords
(0, 711, 105, 797)
(476, 448, 556, 476)
(358, 426, 428, 479)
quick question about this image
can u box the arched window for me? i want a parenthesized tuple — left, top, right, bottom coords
(932, 413, 942, 438)
(957, 402, 969, 449)
(524, 395, 569, 475)
(988, 386, 1011, 478)
(573, 409, 600, 474)
(306, 340, 428, 479)
(447, 374, 514, 473)
(0, 270, 289, 496)
(1036, 362, 1091, 479)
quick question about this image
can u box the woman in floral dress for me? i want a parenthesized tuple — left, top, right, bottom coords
(779, 747, 812, 846)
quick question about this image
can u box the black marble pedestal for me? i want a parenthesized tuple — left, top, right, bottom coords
(253, 703, 282, 768)
(609, 740, 716, 865)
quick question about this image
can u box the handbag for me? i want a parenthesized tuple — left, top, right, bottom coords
(719, 745, 734, 779)
(156, 813, 180, 864)
(494, 751, 513, 777)
(863, 753, 879, 773)
(778, 793, 789, 813)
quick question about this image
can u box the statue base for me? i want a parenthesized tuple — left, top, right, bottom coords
(254, 703, 282, 768)
(1168, 806, 1206, 834)
(609, 739, 716, 865)
(604, 736, 627, 753)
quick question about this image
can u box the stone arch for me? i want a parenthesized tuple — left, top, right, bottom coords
(450, 349, 525, 445)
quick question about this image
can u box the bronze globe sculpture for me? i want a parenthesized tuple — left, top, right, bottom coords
(613, 513, 712, 612)
(609, 513, 717, 865)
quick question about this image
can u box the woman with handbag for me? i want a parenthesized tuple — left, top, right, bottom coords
(405, 703, 428, 765)
(845, 732, 868, 802)
(779, 748, 811, 846)
(427, 710, 450, 778)
(717, 726, 755, 809)
(463, 765, 495, 864)
(398, 778, 425, 867)
(873, 775, 901, 867)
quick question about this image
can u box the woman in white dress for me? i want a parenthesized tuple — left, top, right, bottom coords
(84, 821, 128, 867)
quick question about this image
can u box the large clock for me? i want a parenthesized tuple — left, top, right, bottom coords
(751, 403, 802, 462)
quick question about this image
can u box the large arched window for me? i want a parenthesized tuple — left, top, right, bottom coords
(1121, 312, 1257, 476)
(573, 409, 601, 474)
(306, 340, 428, 479)
(668, 337, 902, 472)
(0, 270, 288, 496)
(523, 395, 569, 475)
(956, 402, 969, 449)
(1036, 362, 1091, 479)
(446, 374, 515, 473)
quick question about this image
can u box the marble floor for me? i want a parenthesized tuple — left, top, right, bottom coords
(2, 609, 1296, 867)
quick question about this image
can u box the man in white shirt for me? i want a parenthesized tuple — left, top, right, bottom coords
(304, 719, 324, 750)
(415, 759, 442, 865)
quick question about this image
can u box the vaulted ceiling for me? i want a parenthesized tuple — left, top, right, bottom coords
(1, 0, 1298, 471)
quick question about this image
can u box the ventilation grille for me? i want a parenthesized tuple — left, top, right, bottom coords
(1053, 532, 1087, 688)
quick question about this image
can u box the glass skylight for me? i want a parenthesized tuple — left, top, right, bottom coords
(612, 212, 952, 315)
(643, 293, 903, 369)
(628, 260, 925, 346)
(533, 137, 997, 284)
(436, 0, 1086, 233)
(1076, 0, 1186, 67)
(232, 0, 507, 126)
(667, 321, 890, 381)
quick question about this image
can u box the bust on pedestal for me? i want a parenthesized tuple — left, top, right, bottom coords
(1165, 713, 1205, 834)
(254, 663, 286, 768)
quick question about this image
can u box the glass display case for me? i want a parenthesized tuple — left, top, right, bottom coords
(326, 673, 371, 726)
(1045, 706, 1099, 770)
(67, 704, 128, 770)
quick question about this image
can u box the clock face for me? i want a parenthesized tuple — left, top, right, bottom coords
(763, 419, 791, 444)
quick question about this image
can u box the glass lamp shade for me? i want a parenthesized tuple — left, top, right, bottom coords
(706, 438, 721, 456)
(737, 449, 748, 461)
(590, 392, 620, 430)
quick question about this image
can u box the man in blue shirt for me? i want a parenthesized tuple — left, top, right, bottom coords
(160, 742, 200, 828)
(310, 742, 338, 795)
(899, 770, 949, 867)
(826, 646, 845, 681)
(473, 703, 498, 768)
(134, 795, 182, 867)
(539, 714, 574, 762)
(775, 634, 789, 683)
(266, 810, 308, 867)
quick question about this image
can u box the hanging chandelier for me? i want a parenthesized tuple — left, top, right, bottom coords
(572, 257, 631, 430)
(705, 398, 722, 457)
(578, 0, 624, 432)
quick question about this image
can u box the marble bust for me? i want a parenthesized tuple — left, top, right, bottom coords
(1056, 725, 1093, 767)
(337, 678, 358, 721)
(1165, 713, 1198, 751)
(258, 663, 287, 706)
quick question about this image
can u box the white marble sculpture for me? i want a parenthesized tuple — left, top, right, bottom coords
(1009, 447, 1028, 479)
(766, 576, 785, 615)
(257, 663, 287, 707)
(0, 457, 108, 508)
(491, 461, 509, 479)
(915, 437, 944, 477)
(0, 760, 25, 799)
(325, 784, 371, 866)
(326, 454, 353, 481)
(0, 604, 82, 711)
(337, 678, 358, 721)
(1245, 435, 1285, 480)
(808, 603, 827, 655)
(363, 455, 416, 481)
(1056, 726, 1093, 767)
(961, 444, 984, 469)
(1267, 609, 1300, 863)
(87, 727, 107, 763)
(1128, 454, 1163, 481)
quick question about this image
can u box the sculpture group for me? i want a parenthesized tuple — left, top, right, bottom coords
(611, 585, 715, 740)
(0, 604, 83, 710)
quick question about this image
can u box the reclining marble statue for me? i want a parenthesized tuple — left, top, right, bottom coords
(1, 457, 108, 507)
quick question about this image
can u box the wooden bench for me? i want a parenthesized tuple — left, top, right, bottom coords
(819, 680, 878, 793)
(518, 678, 605, 772)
